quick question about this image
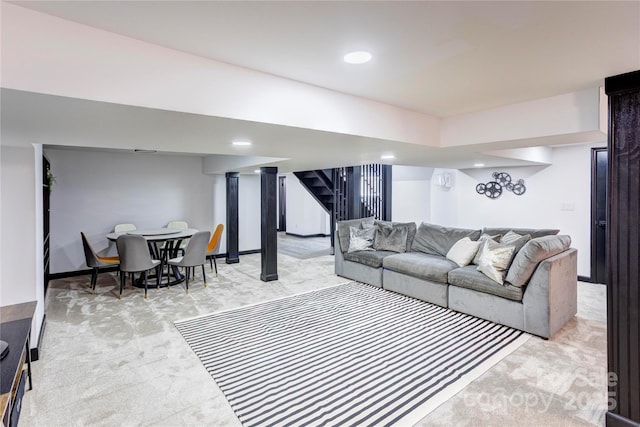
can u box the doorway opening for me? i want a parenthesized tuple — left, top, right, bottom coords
(590, 147, 607, 284)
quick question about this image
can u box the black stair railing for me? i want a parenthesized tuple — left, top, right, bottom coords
(294, 164, 392, 249)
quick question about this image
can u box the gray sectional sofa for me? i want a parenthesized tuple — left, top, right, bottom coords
(334, 218, 578, 339)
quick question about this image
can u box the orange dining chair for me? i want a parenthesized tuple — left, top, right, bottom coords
(206, 224, 224, 276)
(81, 232, 120, 294)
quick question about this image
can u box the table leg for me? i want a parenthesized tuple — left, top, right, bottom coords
(25, 334, 32, 391)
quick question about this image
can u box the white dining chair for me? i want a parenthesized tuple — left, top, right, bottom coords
(164, 220, 189, 255)
(114, 223, 137, 233)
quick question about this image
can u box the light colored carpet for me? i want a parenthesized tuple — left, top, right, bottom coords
(19, 251, 607, 426)
(176, 282, 529, 426)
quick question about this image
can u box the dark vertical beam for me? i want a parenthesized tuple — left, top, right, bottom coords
(605, 69, 640, 426)
(260, 167, 278, 282)
(382, 164, 392, 221)
(349, 166, 362, 219)
(225, 172, 240, 264)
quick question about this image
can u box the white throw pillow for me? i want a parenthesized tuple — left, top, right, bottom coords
(446, 237, 481, 268)
(472, 233, 502, 265)
(476, 239, 516, 285)
(348, 226, 376, 253)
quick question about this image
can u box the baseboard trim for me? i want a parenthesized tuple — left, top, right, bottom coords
(285, 233, 330, 238)
(50, 250, 263, 279)
(48, 267, 119, 280)
(30, 313, 46, 361)
(239, 249, 261, 255)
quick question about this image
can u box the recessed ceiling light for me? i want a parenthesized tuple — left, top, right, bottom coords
(381, 154, 395, 160)
(232, 141, 251, 146)
(473, 163, 485, 167)
(344, 51, 372, 64)
(254, 169, 261, 173)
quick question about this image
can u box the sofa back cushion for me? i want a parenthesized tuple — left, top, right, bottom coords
(411, 222, 481, 256)
(373, 220, 417, 252)
(482, 227, 559, 239)
(337, 217, 375, 253)
(505, 235, 572, 287)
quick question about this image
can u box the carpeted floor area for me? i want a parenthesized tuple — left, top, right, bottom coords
(20, 251, 607, 426)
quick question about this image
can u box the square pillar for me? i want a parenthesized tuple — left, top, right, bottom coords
(225, 172, 239, 264)
(260, 167, 278, 282)
(604, 69, 640, 426)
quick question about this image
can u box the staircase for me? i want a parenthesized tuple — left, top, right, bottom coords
(293, 170, 334, 215)
(293, 166, 392, 249)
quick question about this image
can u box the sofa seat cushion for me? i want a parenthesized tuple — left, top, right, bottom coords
(448, 265, 524, 302)
(343, 250, 396, 268)
(383, 252, 458, 283)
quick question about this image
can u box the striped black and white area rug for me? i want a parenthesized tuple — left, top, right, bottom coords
(175, 282, 529, 427)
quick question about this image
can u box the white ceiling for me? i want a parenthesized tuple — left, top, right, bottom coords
(4, 1, 640, 172)
(13, 0, 640, 116)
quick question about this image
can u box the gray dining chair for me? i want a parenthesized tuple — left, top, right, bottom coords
(116, 234, 161, 299)
(81, 232, 120, 294)
(167, 230, 211, 293)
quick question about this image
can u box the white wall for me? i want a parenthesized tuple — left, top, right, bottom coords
(429, 143, 604, 277)
(44, 148, 261, 273)
(440, 88, 603, 147)
(284, 174, 330, 236)
(238, 174, 262, 250)
(392, 166, 434, 223)
(0, 143, 43, 347)
(430, 168, 460, 227)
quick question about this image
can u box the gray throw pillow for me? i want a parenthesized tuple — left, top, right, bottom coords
(337, 217, 375, 253)
(374, 220, 417, 252)
(373, 222, 409, 253)
(411, 222, 481, 256)
(347, 226, 376, 253)
(505, 235, 572, 287)
(500, 231, 532, 254)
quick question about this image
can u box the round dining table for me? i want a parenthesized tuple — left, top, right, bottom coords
(107, 228, 198, 288)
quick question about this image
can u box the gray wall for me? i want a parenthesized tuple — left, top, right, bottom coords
(45, 148, 261, 274)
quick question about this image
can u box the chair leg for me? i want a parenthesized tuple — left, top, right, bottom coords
(213, 256, 218, 277)
(91, 268, 98, 294)
(209, 256, 213, 271)
(119, 272, 125, 299)
(143, 271, 148, 299)
(185, 267, 189, 294)
(156, 265, 161, 289)
(202, 264, 206, 287)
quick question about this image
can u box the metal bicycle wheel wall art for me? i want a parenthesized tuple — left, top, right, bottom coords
(476, 172, 526, 199)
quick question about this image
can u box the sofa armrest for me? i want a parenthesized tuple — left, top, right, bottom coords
(522, 248, 578, 338)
